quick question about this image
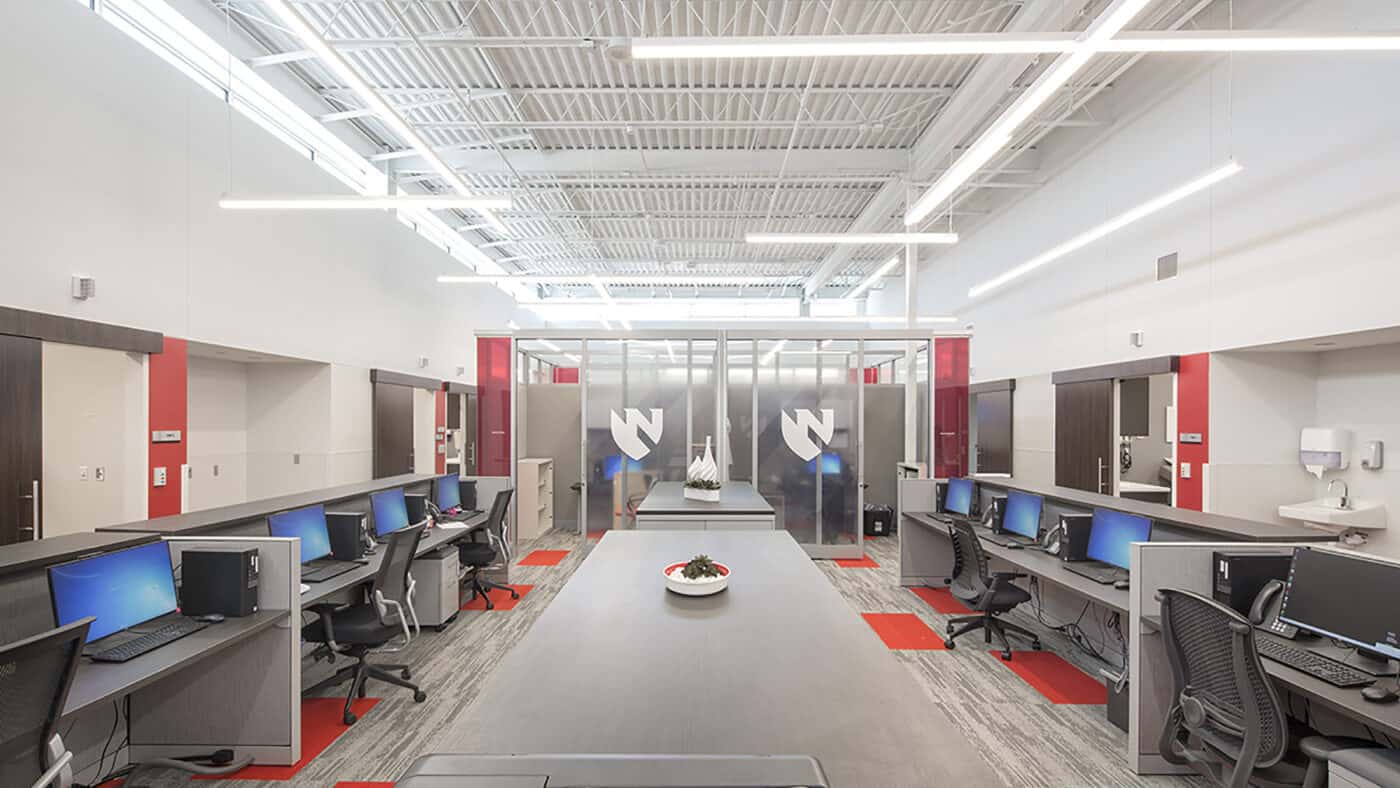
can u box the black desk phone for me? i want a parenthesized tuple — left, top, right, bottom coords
(1250, 579, 1299, 639)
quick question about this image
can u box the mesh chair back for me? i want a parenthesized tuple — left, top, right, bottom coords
(0, 618, 91, 788)
(947, 520, 991, 602)
(372, 524, 425, 623)
(1158, 588, 1288, 768)
(486, 488, 513, 542)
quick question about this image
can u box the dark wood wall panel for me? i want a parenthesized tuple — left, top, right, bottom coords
(1054, 379, 1114, 494)
(0, 305, 162, 354)
(373, 381, 416, 478)
(0, 334, 42, 544)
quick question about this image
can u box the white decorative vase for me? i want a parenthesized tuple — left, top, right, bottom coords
(684, 435, 720, 502)
(684, 486, 721, 503)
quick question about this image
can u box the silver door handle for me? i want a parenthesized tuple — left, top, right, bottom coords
(20, 480, 39, 540)
(1097, 457, 1106, 494)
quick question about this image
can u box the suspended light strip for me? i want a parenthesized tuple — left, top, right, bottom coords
(906, 0, 1153, 227)
(437, 274, 810, 286)
(664, 339, 678, 363)
(590, 276, 632, 331)
(626, 30, 1400, 60)
(846, 255, 902, 300)
(969, 160, 1242, 299)
(759, 340, 788, 365)
(745, 232, 958, 245)
(220, 195, 512, 211)
(256, 0, 510, 235)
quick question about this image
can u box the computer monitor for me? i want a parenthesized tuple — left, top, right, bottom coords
(602, 455, 643, 481)
(268, 504, 333, 564)
(1002, 491, 1043, 539)
(805, 453, 842, 475)
(944, 478, 974, 516)
(48, 541, 179, 643)
(1086, 509, 1152, 569)
(1280, 547, 1400, 660)
(371, 488, 410, 537)
(434, 473, 461, 511)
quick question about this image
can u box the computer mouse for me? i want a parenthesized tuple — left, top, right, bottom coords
(1113, 580, 1131, 590)
(1004, 543, 1023, 550)
(1362, 684, 1399, 704)
(195, 613, 225, 623)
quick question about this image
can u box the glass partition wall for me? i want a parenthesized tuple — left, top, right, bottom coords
(508, 330, 954, 559)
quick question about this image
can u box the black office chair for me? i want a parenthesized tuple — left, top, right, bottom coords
(942, 519, 1041, 660)
(0, 618, 90, 788)
(459, 488, 519, 610)
(305, 524, 428, 725)
(1157, 589, 1371, 788)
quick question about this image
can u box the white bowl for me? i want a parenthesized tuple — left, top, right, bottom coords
(664, 561, 730, 596)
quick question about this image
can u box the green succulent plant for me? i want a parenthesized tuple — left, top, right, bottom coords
(681, 554, 722, 579)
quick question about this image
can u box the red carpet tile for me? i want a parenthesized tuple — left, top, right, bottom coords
(910, 586, 973, 614)
(462, 584, 534, 610)
(834, 556, 880, 568)
(993, 650, 1108, 704)
(862, 613, 947, 650)
(198, 697, 380, 780)
(586, 530, 608, 540)
(518, 549, 570, 566)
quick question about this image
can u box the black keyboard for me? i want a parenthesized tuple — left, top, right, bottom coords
(90, 618, 208, 663)
(303, 559, 362, 583)
(1063, 561, 1129, 585)
(983, 531, 1038, 549)
(1256, 638, 1375, 688)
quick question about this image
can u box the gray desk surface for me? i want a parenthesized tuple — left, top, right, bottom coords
(634, 482, 774, 516)
(302, 516, 487, 605)
(63, 609, 288, 717)
(428, 530, 1003, 787)
(0, 531, 159, 578)
(96, 473, 434, 535)
(970, 477, 1332, 542)
(1257, 632, 1400, 742)
(905, 511, 1130, 613)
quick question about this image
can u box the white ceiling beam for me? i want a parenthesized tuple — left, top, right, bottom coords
(804, 0, 1086, 297)
(434, 148, 908, 174)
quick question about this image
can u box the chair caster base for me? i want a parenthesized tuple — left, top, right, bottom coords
(401, 668, 412, 680)
(1001, 651, 1013, 661)
(414, 690, 427, 703)
(343, 712, 357, 725)
(1031, 641, 1043, 651)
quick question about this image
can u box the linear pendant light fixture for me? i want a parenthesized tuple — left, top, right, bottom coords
(220, 195, 512, 211)
(968, 160, 1242, 299)
(590, 275, 632, 331)
(845, 255, 902, 300)
(255, 0, 510, 236)
(745, 232, 958, 245)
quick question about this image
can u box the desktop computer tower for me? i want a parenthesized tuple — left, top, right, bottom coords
(984, 496, 1006, 532)
(459, 479, 478, 511)
(326, 511, 368, 561)
(1053, 514, 1094, 561)
(407, 493, 429, 524)
(1213, 551, 1293, 616)
(180, 549, 258, 617)
(412, 547, 461, 629)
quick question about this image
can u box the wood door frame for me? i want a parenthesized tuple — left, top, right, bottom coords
(0, 334, 43, 544)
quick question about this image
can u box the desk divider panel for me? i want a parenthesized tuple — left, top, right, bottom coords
(897, 478, 940, 586)
(130, 537, 301, 766)
(1128, 541, 1315, 775)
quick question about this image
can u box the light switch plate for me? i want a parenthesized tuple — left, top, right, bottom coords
(95, 467, 105, 482)
(79, 466, 88, 481)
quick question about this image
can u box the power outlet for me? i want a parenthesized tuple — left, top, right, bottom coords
(153, 466, 167, 487)
(79, 466, 89, 481)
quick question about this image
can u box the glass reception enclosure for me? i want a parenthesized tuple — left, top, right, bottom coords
(500, 329, 969, 559)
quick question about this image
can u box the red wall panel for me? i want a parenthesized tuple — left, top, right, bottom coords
(1175, 352, 1210, 511)
(552, 367, 579, 384)
(148, 337, 187, 518)
(477, 337, 512, 476)
(934, 338, 970, 478)
(434, 389, 447, 474)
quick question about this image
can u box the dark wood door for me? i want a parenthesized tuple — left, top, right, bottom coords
(462, 393, 478, 475)
(372, 382, 415, 478)
(1055, 379, 1114, 494)
(974, 390, 1013, 475)
(0, 334, 42, 544)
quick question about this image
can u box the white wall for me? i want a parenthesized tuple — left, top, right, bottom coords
(246, 363, 333, 498)
(41, 344, 146, 535)
(413, 388, 438, 475)
(187, 356, 249, 509)
(1, 0, 526, 385)
(1009, 374, 1055, 487)
(878, 0, 1400, 383)
(328, 364, 374, 485)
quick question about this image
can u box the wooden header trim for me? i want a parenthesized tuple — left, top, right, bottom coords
(1052, 356, 1178, 385)
(0, 305, 163, 354)
(443, 382, 477, 394)
(370, 368, 444, 390)
(969, 379, 1016, 395)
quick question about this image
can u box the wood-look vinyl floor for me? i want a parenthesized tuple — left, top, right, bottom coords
(126, 530, 1196, 787)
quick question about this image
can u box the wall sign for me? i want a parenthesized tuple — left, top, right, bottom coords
(610, 408, 664, 460)
(781, 409, 835, 462)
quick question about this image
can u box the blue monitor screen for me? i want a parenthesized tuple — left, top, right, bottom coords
(434, 474, 461, 510)
(268, 504, 332, 564)
(944, 478, 974, 516)
(602, 455, 643, 481)
(805, 453, 842, 475)
(371, 488, 410, 536)
(49, 541, 178, 642)
(1002, 491, 1042, 539)
(1087, 508, 1152, 569)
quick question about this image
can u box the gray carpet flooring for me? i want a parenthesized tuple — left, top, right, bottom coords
(122, 530, 1198, 787)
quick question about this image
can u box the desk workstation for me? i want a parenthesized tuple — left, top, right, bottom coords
(0, 471, 504, 786)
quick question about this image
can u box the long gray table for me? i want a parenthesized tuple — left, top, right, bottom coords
(633, 482, 776, 531)
(427, 530, 1003, 787)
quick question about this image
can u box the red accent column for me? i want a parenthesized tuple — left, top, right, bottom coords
(477, 337, 512, 476)
(1175, 353, 1210, 511)
(552, 367, 579, 384)
(148, 337, 187, 518)
(434, 390, 447, 474)
(933, 337, 970, 478)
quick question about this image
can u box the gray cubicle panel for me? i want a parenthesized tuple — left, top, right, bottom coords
(0, 532, 161, 644)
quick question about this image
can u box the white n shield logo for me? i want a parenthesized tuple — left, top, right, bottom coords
(781, 408, 835, 462)
(610, 408, 664, 460)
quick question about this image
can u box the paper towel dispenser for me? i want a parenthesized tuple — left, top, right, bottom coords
(1300, 427, 1350, 478)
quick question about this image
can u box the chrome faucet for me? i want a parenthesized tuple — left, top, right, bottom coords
(1327, 479, 1350, 509)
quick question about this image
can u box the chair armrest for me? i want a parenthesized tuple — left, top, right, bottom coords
(307, 603, 342, 649)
